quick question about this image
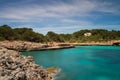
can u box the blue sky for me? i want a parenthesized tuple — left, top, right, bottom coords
(0, 0, 120, 34)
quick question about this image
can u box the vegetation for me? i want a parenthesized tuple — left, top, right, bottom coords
(46, 31, 64, 42)
(0, 25, 120, 43)
(0, 25, 45, 42)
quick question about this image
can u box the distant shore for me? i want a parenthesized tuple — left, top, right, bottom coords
(0, 40, 119, 51)
(71, 42, 112, 46)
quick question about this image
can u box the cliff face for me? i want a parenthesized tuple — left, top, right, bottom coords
(0, 47, 54, 80)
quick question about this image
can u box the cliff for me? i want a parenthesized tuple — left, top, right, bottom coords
(0, 47, 55, 80)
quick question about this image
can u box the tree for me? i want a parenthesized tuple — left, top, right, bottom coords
(46, 31, 64, 42)
(0, 25, 120, 42)
(59, 34, 72, 42)
(14, 28, 45, 42)
(0, 25, 17, 40)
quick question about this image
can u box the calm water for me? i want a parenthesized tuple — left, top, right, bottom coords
(22, 46, 120, 80)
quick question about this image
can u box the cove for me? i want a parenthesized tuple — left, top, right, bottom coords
(22, 46, 120, 80)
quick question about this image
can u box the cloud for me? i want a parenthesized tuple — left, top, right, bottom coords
(0, 0, 119, 21)
(61, 19, 92, 25)
(0, 0, 120, 34)
(0, 0, 93, 19)
(95, 1, 120, 15)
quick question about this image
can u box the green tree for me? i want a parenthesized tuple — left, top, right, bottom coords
(14, 28, 45, 42)
(46, 31, 64, 42)
(0, 25, 17, 40)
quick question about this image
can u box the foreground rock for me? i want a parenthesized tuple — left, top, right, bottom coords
(0, 47, 56, 80)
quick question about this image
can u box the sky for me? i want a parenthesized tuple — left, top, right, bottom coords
(0, 0, 120, 34)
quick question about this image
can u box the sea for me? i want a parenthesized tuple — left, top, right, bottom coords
(22, 46, 120, 80)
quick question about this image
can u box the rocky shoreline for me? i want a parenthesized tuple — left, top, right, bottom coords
(59, 40, 120, 46)
(71, 40, 120, 46)
(0, 40, 120, 52)
(0, 47, 59, 80)
(71, 42, 112, 46)
(0, 41, 75, 51)
(0, 40, 119, 80)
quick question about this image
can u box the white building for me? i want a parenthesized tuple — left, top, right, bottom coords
(84, 32, 92, 37)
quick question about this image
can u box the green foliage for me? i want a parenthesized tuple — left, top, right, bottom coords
(14, 28, 45, 42)
(72, 29, 120, 42)
(0, 25, 17, 40)
(0, 25, 45, 42)
(59, 34, 72, 42)
(46, 31, 64, 42)
(0, 25, 120, 42)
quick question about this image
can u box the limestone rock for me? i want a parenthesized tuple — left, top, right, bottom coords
(0, 47, 54, 80)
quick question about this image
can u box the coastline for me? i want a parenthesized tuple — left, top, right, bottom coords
(0, 41, 75, 51)
(0, 40, 119, 80)
(71, 42, 112, 46)
(0, 47, 57, 80)
(0, 40, 119, 51)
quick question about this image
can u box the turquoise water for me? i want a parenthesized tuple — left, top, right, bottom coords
(22, 46, 120, 80)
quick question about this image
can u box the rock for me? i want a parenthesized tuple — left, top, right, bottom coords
(0, 41, 74, 51)
(47, 67, 61, 76)
(0, 47, 55, 80)
(0, 41, 46, 51)
(112, 42, 120, 46)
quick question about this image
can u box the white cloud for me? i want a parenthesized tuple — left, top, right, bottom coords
(1, 0, 117, 21)
(0, 0, 119, 23)
(0, 0, 120, 34)
(95, 1, 120, 15)
(61, 19, 92, 25)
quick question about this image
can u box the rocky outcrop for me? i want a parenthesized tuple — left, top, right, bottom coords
(0, 41, 49, 51)
(0, 41, 74, 51)
(0, 47, 55, 80)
